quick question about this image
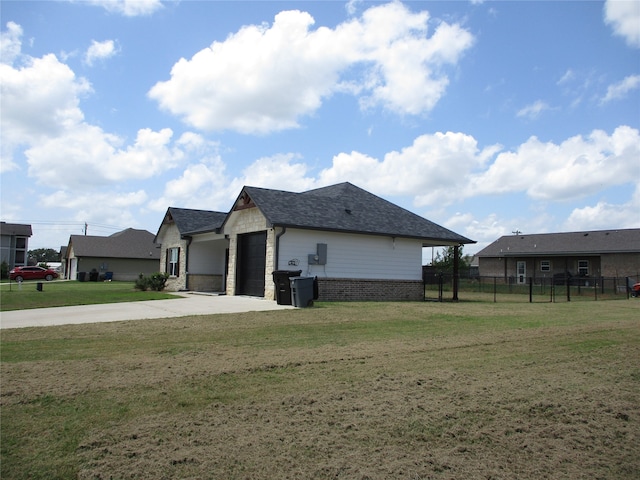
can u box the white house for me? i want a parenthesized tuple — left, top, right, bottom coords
(155, 182, 475, 301)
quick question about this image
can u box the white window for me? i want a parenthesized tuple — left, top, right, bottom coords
(578, 260, 588, 276)
(540, 260, 550, 272)
(167, 247, 180, 276)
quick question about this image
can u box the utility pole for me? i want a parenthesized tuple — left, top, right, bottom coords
(84, 223, 88, 235)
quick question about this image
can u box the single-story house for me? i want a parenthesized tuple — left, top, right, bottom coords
(155, 182, 475, 301)
(476, 228, 640, 284)
(0, 221, 32, 267)
(154, 208, 228, 292)
(64, 228, 160, 281)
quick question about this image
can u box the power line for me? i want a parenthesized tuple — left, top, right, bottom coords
(10, 221, 126, 231)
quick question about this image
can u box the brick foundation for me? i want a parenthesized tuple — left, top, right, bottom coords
(316, 278, 423, 301)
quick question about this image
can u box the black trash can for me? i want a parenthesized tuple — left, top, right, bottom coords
(36, 282, 43, 292)
(290, 276, 315, 308)
(272, 270, 302, 305)
(78, 271, 87, 282)
(89, 270, 99, 282)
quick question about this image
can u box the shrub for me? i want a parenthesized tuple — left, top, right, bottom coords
(135, 272, 169, 292)
(1, 261, 8, 279)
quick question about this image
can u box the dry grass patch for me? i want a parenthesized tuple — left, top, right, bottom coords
(1, 300, 639, 479)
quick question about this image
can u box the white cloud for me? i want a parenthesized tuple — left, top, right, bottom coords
(83, 0, 163, 17)
(148, 2, 473, 134)
(0, 45, 92, 168)
(25, 125, 184, 188)
(557, 69, 575, 85)
(604, 0, 640, 48)
(318, 131, 500, 206)
(564, 186, 640, 231)
(470, 126, 640, 202)
(241, 153, 317, 192)
(0, 21, 22, 65)
(516, 100, 551, 119)
(314, 125, 638, 210)
(149, 152, 318, 212)
(39, 189, 148, 239)
(84, 39, 118, 66)
(600, 74, 640, 103)
(0, 22, 187, 188)
(149, 162, 229, 212)
(345, 0, 362, 16)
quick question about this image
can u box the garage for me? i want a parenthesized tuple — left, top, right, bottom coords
(235, 231, 267, 297)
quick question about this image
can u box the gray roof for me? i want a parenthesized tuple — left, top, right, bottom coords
(156, 208, 227, 240)
(236, 182, 473, 245)
(69, 228, 160, 259)
(476, 228, 640, 257)
(0, 222, 32, 237)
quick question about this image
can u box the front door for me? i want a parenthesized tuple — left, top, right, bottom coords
(517, 261, 526, 284)
(236, 231, 267, 296)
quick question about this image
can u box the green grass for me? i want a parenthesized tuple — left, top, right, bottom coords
(0, 280, 177, 311)
(2, 301, 639, 479)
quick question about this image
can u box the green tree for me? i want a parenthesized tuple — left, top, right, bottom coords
(431, 245, 470, 273)
(28, 248, 60, 263)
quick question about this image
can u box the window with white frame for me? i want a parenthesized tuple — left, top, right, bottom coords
(578, 260, 588, 276)
(167, 247, 180, 277)
(540, 260, 550, 272)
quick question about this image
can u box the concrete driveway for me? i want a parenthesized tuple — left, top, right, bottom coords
(0, 293, 295, 329)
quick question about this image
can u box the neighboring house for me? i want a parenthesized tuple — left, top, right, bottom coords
(154, 208, 228, 292)
(64, 228, 160, 281)
(155, 182, 474, 301)
(476, 228, 640, 284)
(59, 246, 68, 277)
(0, 222, 32, 267)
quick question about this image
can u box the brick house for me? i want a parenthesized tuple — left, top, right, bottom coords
(476, 228, 640, 284)
(155, 182, 474, 301)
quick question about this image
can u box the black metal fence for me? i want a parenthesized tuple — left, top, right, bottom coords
(424, 274, 640, 302)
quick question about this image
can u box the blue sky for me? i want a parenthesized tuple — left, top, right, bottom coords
(1, 0, 639, 258)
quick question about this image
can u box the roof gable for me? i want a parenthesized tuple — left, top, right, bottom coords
(233, 182, 473, 245)
(476, 228, 640, 257)
(161, 207, 227, 236)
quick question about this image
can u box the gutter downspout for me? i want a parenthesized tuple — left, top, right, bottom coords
(275, 226, 287, 271)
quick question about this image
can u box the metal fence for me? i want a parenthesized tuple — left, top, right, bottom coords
(424, 274, 640, 303)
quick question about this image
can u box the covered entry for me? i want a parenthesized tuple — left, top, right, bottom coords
(236, 231, 267, 296)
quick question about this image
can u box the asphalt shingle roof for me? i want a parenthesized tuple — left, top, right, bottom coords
(165, 207, 227, 235)
(476, 228, 640, 257)
(0, 222, 32, 237)
(241, 182, 473, 245)
(69, 228, 160, 259)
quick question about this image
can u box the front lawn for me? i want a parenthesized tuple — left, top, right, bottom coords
(0, 280, 177, 311)
(1, 300, 639, 479)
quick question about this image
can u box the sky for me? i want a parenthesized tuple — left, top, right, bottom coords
(1, 0, 639, 260)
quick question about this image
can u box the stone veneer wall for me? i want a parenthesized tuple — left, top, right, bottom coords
(225, 207, 275, 299)
(188, 274, 224, 293)
(158, 225, 188, 292)
(317, 278, 424, 301)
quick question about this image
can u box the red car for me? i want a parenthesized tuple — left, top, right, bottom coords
(632, 283, 640, 297)
(9, 266, 59, 282)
